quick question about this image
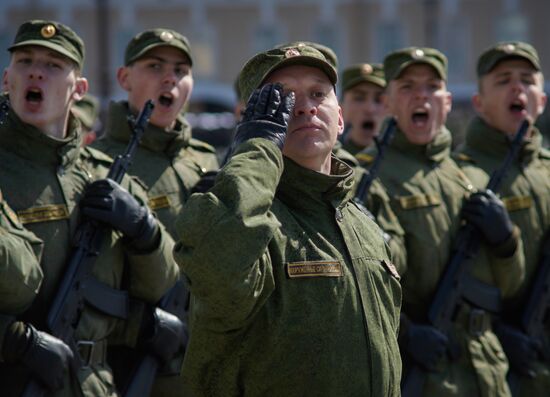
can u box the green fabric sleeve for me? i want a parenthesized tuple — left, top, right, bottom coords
(174, 138, 282, 331)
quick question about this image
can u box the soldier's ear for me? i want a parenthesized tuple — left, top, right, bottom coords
(337, 105, 344, 136)
(73, 77, 89, 102)
(472, 92, 483, 114)
(117, 66, 131, 91)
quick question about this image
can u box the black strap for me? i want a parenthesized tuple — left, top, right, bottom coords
(462, 275, 502, 313)
(82, 277, 129, 319)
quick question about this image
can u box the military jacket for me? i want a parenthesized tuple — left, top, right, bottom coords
(174, 139, 402, 397)
(455, 117, 550, 396)
(0, 111, 179, 397)
(0, 192, 43, 358)
(333, 141, 406, 271)
(93, 101, 218, 238)
(360, 126, 524, 397)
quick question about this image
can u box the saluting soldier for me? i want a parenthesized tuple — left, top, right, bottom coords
(0, 20, 181, 396)
(173, 42, 402, 396)
(358, 47, 524, 396)
(454, 41, 550, 396)
(340, 63, 387, 155)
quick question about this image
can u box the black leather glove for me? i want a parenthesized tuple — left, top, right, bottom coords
(80, 178, 159, 251)
(3, 321, 74, 391)
(494, 323, 541, 378)
(403, 321, 449, 371)
(139, 307, 187, 364)
(230, 82, 295, 153)
(461, 189, 514, 245)
(191, 170, 218, 194)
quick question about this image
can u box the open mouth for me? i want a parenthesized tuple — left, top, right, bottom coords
(411, 108, 429, 126)
(362, 120, 375, 130)
(158, 93, 174, 108)
(25, 88, 43, 103)
(509, 101, 525, 114)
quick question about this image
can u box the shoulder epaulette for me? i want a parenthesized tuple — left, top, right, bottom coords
(356, 152, 375, 164)
(188, 138, 216, 153)
(452, 152, 476, 163)
(81, 146, 114, 165)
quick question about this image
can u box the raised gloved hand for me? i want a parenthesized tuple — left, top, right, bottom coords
(139, 306, 187, 364)
(80, 178, 159, 251)
(461, 189, 514, 245)
(403, 321, 449, 371)
(230, 82, 295, 153)
(494, 322, 541, 378)
(191, 170, 218, 194)
(3, 321, 74, 391)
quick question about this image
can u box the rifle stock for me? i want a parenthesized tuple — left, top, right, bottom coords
(124, 280, 189, 397)
(401, 119, 530, 395)
(22, 100, 155, 397)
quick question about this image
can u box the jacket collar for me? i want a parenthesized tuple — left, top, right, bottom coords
(106, 100, 192, 156)
(391, 125, 452, 164)
(465, 116, 541, 164)
(277, 155, 355, 211)
(0, 108, 82, 167)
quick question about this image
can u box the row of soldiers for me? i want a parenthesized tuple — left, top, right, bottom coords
(0, 16, 548, 397)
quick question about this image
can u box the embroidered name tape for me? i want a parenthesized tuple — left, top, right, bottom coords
(286, 261, 342, 278)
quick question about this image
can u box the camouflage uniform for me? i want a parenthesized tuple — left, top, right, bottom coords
(93, 101, 218, 238)
(454, 41, 550, 397)
(174, 43, 402, 397)
(359, 47, 525, 397)
(0, 192, 43, 354)
(456, 119, 550, 396)
(174, 139, 402, 396)
(0, 107, 179, 397)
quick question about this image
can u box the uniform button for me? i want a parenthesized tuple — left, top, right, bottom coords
(57, 165, 65, 176)
(335, 208, 343, 221)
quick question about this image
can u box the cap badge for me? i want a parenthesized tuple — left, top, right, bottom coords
(41, 24, 56, 39)
(412, 49, 425, 59)
(361, 64, 373, 74)
(159, 31, 174, 42)
(285, 48, 300, 58)
(502, 44, 516, 53)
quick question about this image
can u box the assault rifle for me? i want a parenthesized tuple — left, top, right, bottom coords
(507, 233, 550, 394)
(401, 119, 530, 397)
(353, 117, 397, 204)
(22, 100, 155, 397)
(123, 280, 189, 397)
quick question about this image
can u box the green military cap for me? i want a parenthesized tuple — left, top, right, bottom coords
(125, 28, 193, 66)
(278, 41, 339, 70)
(384, 47, 447, 82)
(341, 63, 386, 92)
(477, 41, 541, 76)
(8, 20, 85, 69)
(239, 42, 338, 102)
(72, 94, 100, 129)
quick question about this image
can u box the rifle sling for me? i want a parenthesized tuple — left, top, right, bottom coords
(461, 275, 502, 313)
(83, 277, 129, 319)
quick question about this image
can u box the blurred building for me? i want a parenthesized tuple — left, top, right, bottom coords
(1, 0, 548, 146)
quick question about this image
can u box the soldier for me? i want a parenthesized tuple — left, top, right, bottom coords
(173, 43, 402, 396)
(91, 28, 218, 395)
(454, 41, 550, 396)
(93, 28, 218, 236)
(72, 93, 101, 146)
(358, 47, 525, 396)
(0, 20, 181, 396)
(340, 63, 387, 155)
